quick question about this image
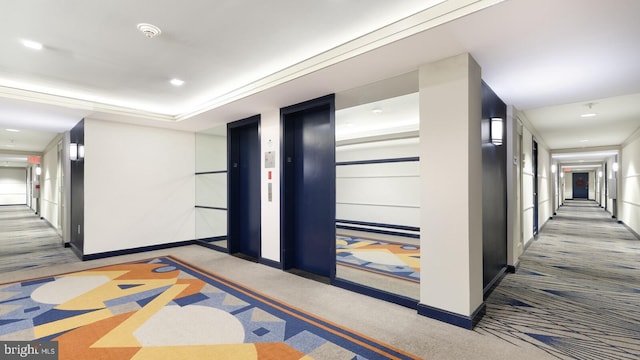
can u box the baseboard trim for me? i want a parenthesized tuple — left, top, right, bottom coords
(332, 278, 418, 309)
(197, 240, 229, 253)
(506, 260, 520, 273)
(417, 302, 486, 330)
(618, 221, 640, 240)
(82, 240, 197, 261)
(259, 257, 282, 269)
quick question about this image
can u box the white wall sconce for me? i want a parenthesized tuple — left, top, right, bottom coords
(490, 117, 503, 145)
(70, 143, 85, 161)
(560, 172, 564, 178)
(612, 162, 618, 172)
(36, 164, 41, 176)
(598, 171, 603, 178)
(551, 164, 557, 173)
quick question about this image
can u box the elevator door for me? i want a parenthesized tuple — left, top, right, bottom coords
(282, 95, 335, 278)
(228, 116, 261, 259)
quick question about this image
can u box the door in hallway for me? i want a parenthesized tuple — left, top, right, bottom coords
(533, 140, 539, 235)
(572, 172, 589, 199)
(282, 95, 335, 278)
(228, 116, 261, 259)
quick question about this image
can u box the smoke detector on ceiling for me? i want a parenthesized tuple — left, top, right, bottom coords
(137, 23, 162, 38)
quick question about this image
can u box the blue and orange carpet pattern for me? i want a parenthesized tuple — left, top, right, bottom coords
(0, 256, 419, 359)
(336, 236, 420, 283)
(476, 200, 640, 359)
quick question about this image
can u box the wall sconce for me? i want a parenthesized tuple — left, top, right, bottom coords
(69, 143, 85, 161)
(612, 162, 618, 172)
(560, 172, 564, 178)
(598, 171, 603, 178)
(36, 164, 41, 176)
(490, 117, 503, 145)
(70, 143, 78, 161)
(551, 164, 557, 173)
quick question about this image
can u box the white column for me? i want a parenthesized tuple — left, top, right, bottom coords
(418, 53, 484, 329)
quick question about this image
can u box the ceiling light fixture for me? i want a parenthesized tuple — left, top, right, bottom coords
(170, 78, 185, 87)
(371, 108, 383, 114)
(5, 129, 20, 132)
(137, 23, 162, 39)
(22, 39, 43, 50)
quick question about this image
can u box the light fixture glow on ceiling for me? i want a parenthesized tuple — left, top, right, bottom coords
(22, 39, 43, 50)
(170, 78, 185, 87)
(5, 129, 20, 132)
(372, 108, 383, 114)
(580, 113, 597, 118)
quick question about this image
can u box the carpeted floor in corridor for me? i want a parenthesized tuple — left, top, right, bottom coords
(476, 200, 640, 359)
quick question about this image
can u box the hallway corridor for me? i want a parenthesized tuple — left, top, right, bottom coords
(0, 205, 77, 273)
(477, 200, 640, 359)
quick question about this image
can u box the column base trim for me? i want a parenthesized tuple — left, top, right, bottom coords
(417, 302, 486, 330)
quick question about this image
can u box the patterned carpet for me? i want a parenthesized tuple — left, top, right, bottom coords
(0, 205, 77, 274)
(476, 200, 640, 359)
(0, 256, 419, 359)
(336, 236, 420, 283)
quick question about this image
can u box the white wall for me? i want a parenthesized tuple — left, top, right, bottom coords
(0, 168, 26, 205)
(588, 171, 596, 200)
(537, 145, 551, 226)
(419, 53, 483, 317)
(620, 130, 640, 235)
(41, 139, 61, 232)
(605, 156, 617, 213)
(336, 138, 419, 228)
(195, 131, 227, 239)
(260, 110, 281, 262)
(83, 118, 195, 255)
(521, 127, 535, 245)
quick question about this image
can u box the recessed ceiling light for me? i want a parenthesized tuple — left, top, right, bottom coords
(5, 144, 15, 147)
(580, 113, 597, 118)
(22, 39, 43, 50)
(170, 78, 185, 87)
(137, 23, 162, 38)
(5, 129, 20, 132)
(579, 139, 589, 142)
(372, 108, 383, 114)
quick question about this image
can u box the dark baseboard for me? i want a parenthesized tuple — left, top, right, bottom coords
(64, 242, 71, 248)
(417, 302, 486, 330)
(618, 221, 640, 240)
(286, 268, 330, 285)
(231, 252, 259, 263)
(331, 278, 418, 309)
(82, 240, 197, 261)
(259, 257, 282, 269)
(197, 235, 227, 243)
(196, 240, 229, 253)
(506, 261, 520, 273)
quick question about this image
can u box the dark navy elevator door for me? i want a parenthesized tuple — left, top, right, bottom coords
(228, 117, 261, 259)
(282, 95, 335, 278)
(572, 172, 589, 199)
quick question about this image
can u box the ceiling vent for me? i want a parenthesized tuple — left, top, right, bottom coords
(137, 23, 162, 39)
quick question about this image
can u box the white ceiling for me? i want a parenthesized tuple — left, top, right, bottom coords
(1, 0, 639, 168)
